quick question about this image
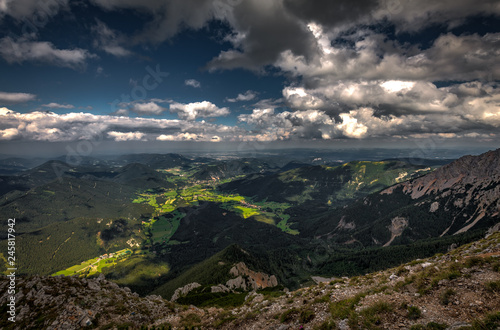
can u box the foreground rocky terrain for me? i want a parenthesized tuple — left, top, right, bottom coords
(1, 232, 499, 329)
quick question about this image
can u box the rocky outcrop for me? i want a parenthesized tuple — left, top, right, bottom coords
(170, 282, 201, 302)
(210, 284, 230, 293)
(168, 262, 278, 304)
(228, 262, 278, 290)
(0, 274, 173, 330)
(383, 216, 409, 247)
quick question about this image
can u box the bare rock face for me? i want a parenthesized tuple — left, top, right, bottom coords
(429, 201, 439, 212)
(382, 149, 500, 199)
(211, 284, 230, 293)
(228, 262, 278, 290)
(226, 276, 247, 290)
(380, 149, 500, 236)
(383, 217, 409, 247)
(171, 282, 201, 302)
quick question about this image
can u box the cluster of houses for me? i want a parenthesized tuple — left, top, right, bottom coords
(96, 252, 115, 261)
(240, 200, 261, 209)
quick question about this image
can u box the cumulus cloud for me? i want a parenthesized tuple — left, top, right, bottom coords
(0, 91, 36, 104)
(239, 108, 336, 140)
(0, 107, 244, 142)
(238, 83, 500, 141)
(130, 102, 166, 115)
(226, 90, 257, 102)
(0, 127, 19, 140)
(42, 102, 75, 109)
(1, 105, 490, 144)
(169, 101, 229, 120)
(0, 37, 96, 69)
(112, 100, 169, 116)
(282, 80, 500, 123)
(112, 109, 130, 116)
(185, 79, 201, 88)
(277, 28, 500, 84)
(107, 131, 145, 141)
(156, 132, 220, 142)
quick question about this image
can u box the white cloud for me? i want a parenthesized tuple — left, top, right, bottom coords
(238, 90, 500, 141)
(0, 107, 14, 115)
(131, 102, 166, 115)
(112, 109, 130, 116)
(0, 91, 36, 104)
(283, 80, 462, 115)
(157, 132, 203, 141)
(169, 101, 229, 120)
(107, 131, 145, 141)
(0, 37, 96, 69)
(0, 108, 244, 142)
(157, 132, 220, 142)
(185, 79, 201, 88)
(42, 102, 75, 109)
(337, 112, 368, 138)
(226, 90, 257, 102)
(0, 105, 496, 143)
(0, 127, 19, 140)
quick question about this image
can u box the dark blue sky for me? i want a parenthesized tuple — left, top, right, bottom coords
(0, 0, 499, 154)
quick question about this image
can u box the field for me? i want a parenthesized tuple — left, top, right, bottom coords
(47, 166, 296, 281)
(52, 249, 133, 276)
(133, 170, 297, 243)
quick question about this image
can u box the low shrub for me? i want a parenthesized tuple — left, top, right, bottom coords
(407, 306, 422, 320)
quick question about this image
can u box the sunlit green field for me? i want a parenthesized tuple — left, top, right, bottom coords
(52, 248, 132, 276)
(133, 169, 297, 240)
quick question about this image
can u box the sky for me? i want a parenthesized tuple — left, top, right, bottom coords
(0, 0, 499, 156)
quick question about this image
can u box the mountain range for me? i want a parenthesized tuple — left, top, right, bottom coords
(0, 148, 499, 321)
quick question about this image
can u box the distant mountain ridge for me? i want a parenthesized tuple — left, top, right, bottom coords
(309, 148, 500, 246)
(220, 160, 434, 205)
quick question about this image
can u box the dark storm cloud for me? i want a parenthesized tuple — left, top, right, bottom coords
(283, 0, 376, 28)
(207, 0, 317, 71)
(0, 0, 69, 23)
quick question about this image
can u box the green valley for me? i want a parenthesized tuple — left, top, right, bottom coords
(3, 150, 497, 307)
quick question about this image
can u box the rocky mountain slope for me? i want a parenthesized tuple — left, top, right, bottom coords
(381, 149, 500, 235)
(1, 232, 499, 329)
(307, 149, 500, 246)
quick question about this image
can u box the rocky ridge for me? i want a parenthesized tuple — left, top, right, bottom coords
(1, 232, 499, 329)
(381, 150, 500, 229)
(170, 262, 278, 302)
